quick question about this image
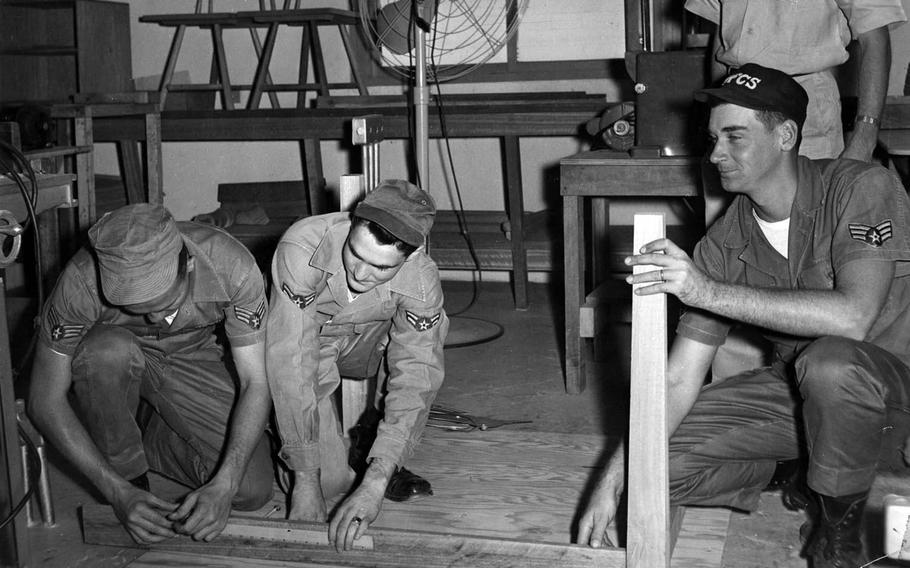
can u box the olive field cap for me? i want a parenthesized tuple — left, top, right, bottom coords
(694, 63, 809, 127)
(354, 179, 436, 248)
(88, 204, 184, 305)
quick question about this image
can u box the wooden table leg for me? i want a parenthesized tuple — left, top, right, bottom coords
(212, 24, 235, 110)
(503, 135, 528, 310)
(563, 194, 586, 394)
(248, 22, 280, 110)
(157, 24, 187, 111)
(301, 138, 326, 215)
(74, 107, 96, 235)
(145, 111, 163, 206)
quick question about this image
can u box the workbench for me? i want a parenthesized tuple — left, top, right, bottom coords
(0, 171, 76, 567)
(91, 97, 605, 309)
(560, 150, 701, 394)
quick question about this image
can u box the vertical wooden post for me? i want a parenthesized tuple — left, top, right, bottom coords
(74, 106, 96, 233)
(339, 174, 369, 436)
(563, 194, 586, 393)
(0, 274, 29, 566)
(626, 213, 670, 568)
(145, 110, 163, 206)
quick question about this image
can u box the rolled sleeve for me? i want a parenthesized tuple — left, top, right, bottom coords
(838, 0, 906, 37)
(830, 166, 910, 272)
(369, 266, 448, 467)
(684, 0, 720, 24)
(223, 259, 268, 348)
(39, 253, 99, 356)
(266, 240, 324, 472)
(676, 308, 731, 346)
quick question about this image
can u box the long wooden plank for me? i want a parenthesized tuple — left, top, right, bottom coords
(83, 505, 625, 568)
(131, 507, 732, 568)
(626, 213, 670, 568)
(131, 551, 330, 567)
(85, 427, 728, 568)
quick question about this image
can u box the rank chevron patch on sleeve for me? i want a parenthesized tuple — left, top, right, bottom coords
(282, 282, 316, 310)
(48, 305, 85, 341)
(405, 310, 441, 332)
(848, 219, 893, 247)
(234, 301, 266, 329)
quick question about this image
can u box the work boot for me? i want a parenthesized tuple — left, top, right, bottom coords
(803, 491, 869, 568)
(348, 411, 433, 502)
(764, 458, 810, 511)
(385, 467, 433, 502)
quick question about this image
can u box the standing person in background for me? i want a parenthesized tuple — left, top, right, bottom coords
(688, 0, 907, 224)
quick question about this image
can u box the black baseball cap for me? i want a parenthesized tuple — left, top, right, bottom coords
(694, 63, 809, 127)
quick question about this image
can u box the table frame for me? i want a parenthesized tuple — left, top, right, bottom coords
(92, 100, 603, 309)
(560, 151, 701, 393)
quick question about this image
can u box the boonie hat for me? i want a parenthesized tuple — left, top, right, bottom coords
(88, 204, 184, 305)
(354, 179, 436, 248)
(694, 63, 809, 127)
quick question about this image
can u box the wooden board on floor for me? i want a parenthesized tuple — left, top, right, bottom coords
(126, 507, 732, 568)
(84, 429, 729, 567)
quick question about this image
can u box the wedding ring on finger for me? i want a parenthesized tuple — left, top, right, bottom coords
(352, 516, 363, 525)
(659, 269, 665, 282)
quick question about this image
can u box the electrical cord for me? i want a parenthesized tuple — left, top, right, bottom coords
(427, 20, 491, 318)
(0, 139, 44, 380)
(0, 421, 41, 530)
(396, 5, 503, 341)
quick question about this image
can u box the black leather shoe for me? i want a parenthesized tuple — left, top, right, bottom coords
(385, 467, 433, 502)
(804, 491, 868, 568)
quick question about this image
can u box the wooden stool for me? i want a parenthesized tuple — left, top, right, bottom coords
(140, 7, 368, 111)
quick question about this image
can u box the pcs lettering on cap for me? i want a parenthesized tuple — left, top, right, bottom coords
(694, 63, 809, 127)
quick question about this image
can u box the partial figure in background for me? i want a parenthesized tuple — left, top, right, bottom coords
(688, 0, 907, 225)
(28, 204, 274, 544)
(267, 179, 448, 551)
(577, 64, 910, 568)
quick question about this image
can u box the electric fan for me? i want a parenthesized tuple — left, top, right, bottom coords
(357, 0, 529, 186)
(357, 0, 528, 347)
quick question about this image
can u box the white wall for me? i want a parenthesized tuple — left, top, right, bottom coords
(96, 0, 910, 224)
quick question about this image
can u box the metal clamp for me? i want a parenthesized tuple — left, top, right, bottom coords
(0, 210, 22, 269)
(16, 400, 55, 528)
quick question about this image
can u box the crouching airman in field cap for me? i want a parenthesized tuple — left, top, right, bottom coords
(29, 203, 274, 544)
(578, 64, 910, 568)
(267, 179, 448, 551)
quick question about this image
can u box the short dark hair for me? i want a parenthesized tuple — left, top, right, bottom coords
(755, 109, 788, 130)
(351, 215, 418, 256)
(755, 108, 802, 148)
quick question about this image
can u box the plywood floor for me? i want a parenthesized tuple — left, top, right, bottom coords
(117, 428, 729, 567)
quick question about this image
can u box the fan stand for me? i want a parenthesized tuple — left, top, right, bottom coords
(410, 3, 502, 349)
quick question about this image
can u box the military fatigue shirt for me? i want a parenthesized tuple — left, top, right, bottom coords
(678, 157, 910, 365)
(267, 213, 448, 472)
(685, 0, 905, 76)
(40, 222, 267, 358)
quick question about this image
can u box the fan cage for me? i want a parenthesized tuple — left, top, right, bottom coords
(358, 0, 529, 82)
